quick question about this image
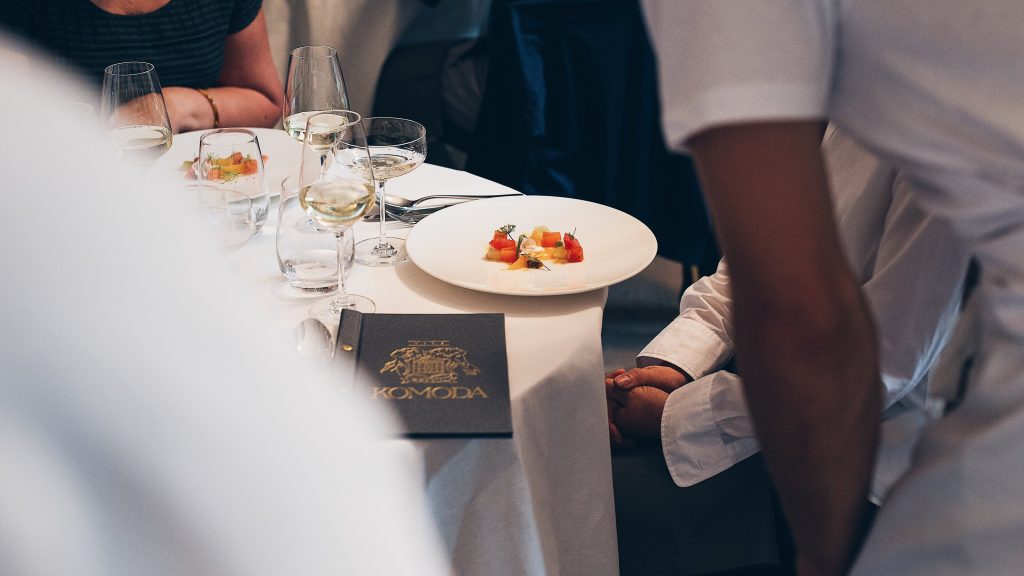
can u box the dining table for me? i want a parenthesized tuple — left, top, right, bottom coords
(201, 133, 621, 576)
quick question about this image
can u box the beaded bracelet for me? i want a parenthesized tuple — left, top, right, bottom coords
(196, 88, 220, 128)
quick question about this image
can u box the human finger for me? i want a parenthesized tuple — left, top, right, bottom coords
(605, 368, 626, 379)
(605, 375, 630, 404)
(615, 366, 687, 394)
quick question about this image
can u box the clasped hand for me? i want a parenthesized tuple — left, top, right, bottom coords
(605, 365, 690, 448)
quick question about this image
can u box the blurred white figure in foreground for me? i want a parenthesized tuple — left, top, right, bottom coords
(0, 40, 449, 576)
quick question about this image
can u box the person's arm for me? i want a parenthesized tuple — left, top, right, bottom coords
(164, 9, 283, 132)
(636, 259, 735, 378)
(689, 120, 880, 576)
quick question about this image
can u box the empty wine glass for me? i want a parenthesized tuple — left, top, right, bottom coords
(282, 46, 350, 143)
(100, 62, 172, 166)
(298, 111, 375, 319)
(353, 117, 427, 267)
(197, 129, 270, 247)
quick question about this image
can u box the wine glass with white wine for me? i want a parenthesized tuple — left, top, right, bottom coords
(298, 111, 376, 318)
(282, 46, 349, 143)
(100, 62, 172, 166)
(352, 117, 427, 267)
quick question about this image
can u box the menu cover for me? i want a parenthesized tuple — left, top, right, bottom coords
(335, 310, 513, 438)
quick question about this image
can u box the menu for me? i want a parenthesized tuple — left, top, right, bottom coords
(335, 310, 513, 438)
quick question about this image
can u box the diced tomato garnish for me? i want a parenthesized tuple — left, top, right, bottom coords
(541, 231, 562, 247)
(242, 159, 258, 175)
(229, 151, 243, 163)
(208, 168, 221, 180)
(564, 232, 584, 262)
(499, 247, 518, 263)
(489, 237, 516, 250)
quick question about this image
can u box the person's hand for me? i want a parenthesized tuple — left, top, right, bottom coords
(611, 365, 690, 394)
(605, 366, 679, 448)
(610, 384, 669, 446)
(163, 87, 214, 134)
(605, 369, 628, 446)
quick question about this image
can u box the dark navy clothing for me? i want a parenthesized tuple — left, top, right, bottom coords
(1, 0, 261, 88)
(466, 0, 713, 266)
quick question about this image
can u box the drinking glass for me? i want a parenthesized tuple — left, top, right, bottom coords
(353, 117, 427, 267)
(100, 62, 172, 166)
(298, 111, 375, 318)
(197, 129, 270, 247)
(276, 175, 354, 293)
(282, 46, 350, 143)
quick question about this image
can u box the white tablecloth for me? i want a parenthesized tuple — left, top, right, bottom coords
(236, 162, 618, 576)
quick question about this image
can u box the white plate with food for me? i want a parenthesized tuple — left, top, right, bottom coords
(149, 127, 301, 195)
(405, 195, 658, 296)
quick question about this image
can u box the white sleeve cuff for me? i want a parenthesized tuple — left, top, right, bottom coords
(638, 317, 731, 380)
(660, 372, 761, 487)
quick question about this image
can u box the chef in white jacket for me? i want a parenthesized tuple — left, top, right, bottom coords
(638, 1, 1024, 573)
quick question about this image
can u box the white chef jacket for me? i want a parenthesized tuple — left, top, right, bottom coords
(640, 127, 967, 502)
(641, 1, 1024, 573)
(0, 44, 448, 576)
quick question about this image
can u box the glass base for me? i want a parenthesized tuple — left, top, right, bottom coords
(355, 236, 408, 266)
(309, 293, 375, 326)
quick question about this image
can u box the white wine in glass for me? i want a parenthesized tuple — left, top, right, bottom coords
(283, 110, 322, 142)
(353, 117, 427, 267)
(297, 110, 376, 319)
(100, 62, 173, 167)
(350, 147, 422, 181)
(282, 46, 349, 143)
(299, 179, 375, 228)
(107, 124, 172, 164)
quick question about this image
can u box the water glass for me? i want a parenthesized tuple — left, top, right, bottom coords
(276, 175, 352, 292)
(197, 129, 270, 246)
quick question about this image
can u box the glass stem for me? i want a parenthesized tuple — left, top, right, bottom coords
(376, 179, 391, 248)
(334, 229, 351, 307)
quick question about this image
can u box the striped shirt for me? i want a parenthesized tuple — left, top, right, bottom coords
(0, 0, 261, 89)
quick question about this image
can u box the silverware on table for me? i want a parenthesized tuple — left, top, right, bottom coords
(364, 194, 521, 224)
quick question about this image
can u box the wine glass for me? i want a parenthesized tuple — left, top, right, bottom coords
(282, 46, 350, 143)
(100, 62, 172, 166)
(353, 117, 427, 267)
(298, 109, 354, 182)
(299, 111, 376, 318)
(197, 129, 270, 247)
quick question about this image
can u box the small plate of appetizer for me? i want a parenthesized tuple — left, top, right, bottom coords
(405, 195, 658, 296)
(148, 127, 301, 195)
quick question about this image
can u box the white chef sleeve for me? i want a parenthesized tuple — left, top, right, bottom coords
(640, 0, 837, 151)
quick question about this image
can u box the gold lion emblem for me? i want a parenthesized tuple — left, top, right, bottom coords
(380, 340, 481, 385)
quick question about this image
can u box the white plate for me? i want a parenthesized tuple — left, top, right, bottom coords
(149, 127, 302, 195)
(405, 196, 658, 296)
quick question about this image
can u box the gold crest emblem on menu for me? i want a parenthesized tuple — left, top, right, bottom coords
(380, 340, 481, 385)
